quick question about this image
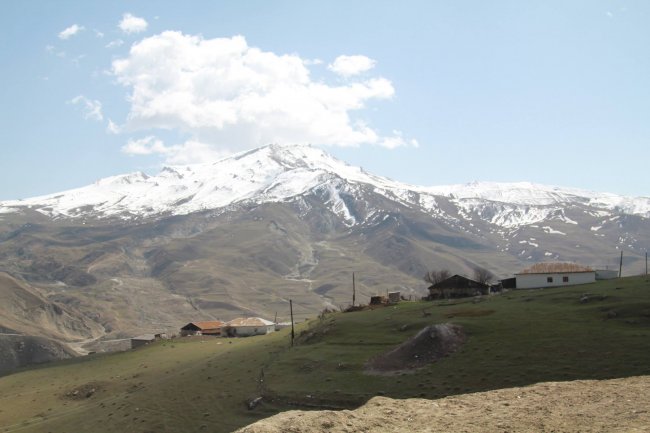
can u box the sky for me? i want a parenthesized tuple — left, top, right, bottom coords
(1, 0, 649, 200)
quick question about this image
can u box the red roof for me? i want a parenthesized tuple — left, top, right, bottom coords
(181, 321, 223, 331)
(194, 321, 223, 329)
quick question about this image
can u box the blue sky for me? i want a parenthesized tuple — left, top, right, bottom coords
(1, 1, 649, 200)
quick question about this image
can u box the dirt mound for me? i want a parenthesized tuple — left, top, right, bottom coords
(62, 382, 104, 400)
(365, 323, 465, 373)
(235, 375, 650, 433)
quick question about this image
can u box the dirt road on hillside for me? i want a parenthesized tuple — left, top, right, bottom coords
(236, 375, 650, 433)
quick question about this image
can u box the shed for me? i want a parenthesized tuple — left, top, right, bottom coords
(515, 263, 595, 289)
(499, 277, 517, 289)
(427, 275, 490, 300)
(180, 320, 224, 337)
(131, 334, 156, 349)
(387, 291, 401, 304)
(224, 317, 275, 337)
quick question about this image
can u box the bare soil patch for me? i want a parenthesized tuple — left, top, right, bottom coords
(365, 323, 466, 374)
(236, 375, 650, 433)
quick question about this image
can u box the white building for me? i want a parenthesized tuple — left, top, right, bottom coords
(515, 262, 596, 289)
(225, 317, 275, 337)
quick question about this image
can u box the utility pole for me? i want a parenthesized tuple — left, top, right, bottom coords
(352, 272, 356, 307)
(619, 251, 623, 278)
(646, 252, 648, 276)
(289, 299, 295, 347)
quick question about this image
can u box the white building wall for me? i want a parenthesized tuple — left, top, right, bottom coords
(516, 272, 595, 289)
(232, 325, 275, 336)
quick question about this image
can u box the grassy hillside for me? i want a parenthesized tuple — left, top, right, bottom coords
(1, 276, 649, 433)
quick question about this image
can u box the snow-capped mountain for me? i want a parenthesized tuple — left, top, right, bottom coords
(2, 144, 649, 229)
(1, 144, 648, 357)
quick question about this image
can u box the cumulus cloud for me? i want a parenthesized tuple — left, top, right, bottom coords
(68, 95, 103, 121)
(58, 24, 84, 40)
(110, 32, 414, 163)
(328, 55, 376, 77)
(119, 13, 148, 34)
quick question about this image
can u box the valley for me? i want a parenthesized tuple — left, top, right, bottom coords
(0, 276, 649, 432)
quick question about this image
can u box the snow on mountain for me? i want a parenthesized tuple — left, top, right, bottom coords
(1, 144, 649, 227)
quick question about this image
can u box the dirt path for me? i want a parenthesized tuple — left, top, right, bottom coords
(235, 375, 650, 433)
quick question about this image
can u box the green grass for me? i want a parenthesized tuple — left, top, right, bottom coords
(1, 276, 650, 432)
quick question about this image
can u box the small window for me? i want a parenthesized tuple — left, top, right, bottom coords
(563, 276, 569, 283)
(547, 276, 553, 283)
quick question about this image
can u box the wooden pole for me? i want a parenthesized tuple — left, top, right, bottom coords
(352, 272, 356, 307)
(646, 252, 648, 276)
(289, 299, 295, 347)
(619, 251, 623, 278)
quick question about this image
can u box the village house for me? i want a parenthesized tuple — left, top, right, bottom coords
(180, 321, 224, 337)
(427, 275, 490, 300)
(130, 333, 169, 349)
(131, 334, 156, 349)
(515, 262, 595, 289)
(224, 317, 275, 337)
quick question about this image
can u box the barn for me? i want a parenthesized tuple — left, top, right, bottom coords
(427, 275, 490, 300)
(179, 321, 224, 337)
(224, 317, 275, 337)
(131, 334, 156, 349)
(515, 263, 595, 289)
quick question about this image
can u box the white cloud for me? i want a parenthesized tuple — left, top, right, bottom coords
(106, 39, 124, 49)
(328, 55, 376, 78)
(106, 119, 121, 134)
(122, 136, 169, 155)
(68, 95, 103, 121)
(119, 13, 148, 34)
(94, 29, 105, 38)
(121, 136, 225, 164)
(111, 32, 414, 162)
(380, 131, 420, 149)
(59, 24, 84, 40)
(165, 140, 229, 164)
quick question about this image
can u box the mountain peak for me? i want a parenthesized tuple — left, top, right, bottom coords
(0, 144, 649, 224)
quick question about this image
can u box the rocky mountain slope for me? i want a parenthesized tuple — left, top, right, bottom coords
(0, 144, 648, 359)
(0, 272, 102, 373)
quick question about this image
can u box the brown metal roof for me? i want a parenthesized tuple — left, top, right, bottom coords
(517, 262, 594, 275)
(194, 320, 224, 329)
(182, 321, 224, 330)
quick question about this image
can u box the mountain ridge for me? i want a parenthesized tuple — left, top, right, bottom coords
(1, 144, 649, 226)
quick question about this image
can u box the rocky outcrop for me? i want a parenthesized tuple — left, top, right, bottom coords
(0, 335, 75, 376)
